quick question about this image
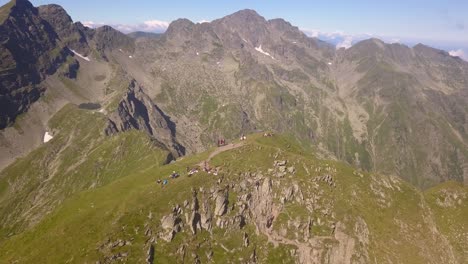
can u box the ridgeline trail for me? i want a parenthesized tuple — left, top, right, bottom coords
(198, 142, 245, 167)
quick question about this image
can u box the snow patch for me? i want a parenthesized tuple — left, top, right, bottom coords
(255, 45, 275, 60)
(196, 52, 199, 56)
(43, 132, 53, 143)
(70, 49, 90, 61)
(129, 55, 133, 59)
(328, 62, 333, 65)
(119, 49, 123, 52)
(241, 37, 248, 43)
(292, 41, 297, 44)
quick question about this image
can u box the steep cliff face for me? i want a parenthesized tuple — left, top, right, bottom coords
(0, 0, 68, 128)
(105, 80, 185, 158)
(37, 4, 90, 55)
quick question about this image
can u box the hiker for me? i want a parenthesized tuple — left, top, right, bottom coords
(188, 168, 199, 176)
(170, 171, 179, 179)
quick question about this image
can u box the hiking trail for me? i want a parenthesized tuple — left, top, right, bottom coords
(198, 142, 245, 167)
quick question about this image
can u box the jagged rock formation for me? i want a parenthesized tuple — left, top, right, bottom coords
(105, 80, 185, 157)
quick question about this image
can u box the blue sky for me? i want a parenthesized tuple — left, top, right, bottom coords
(2, 0, 467, 58)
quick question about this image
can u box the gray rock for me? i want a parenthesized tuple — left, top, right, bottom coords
(214, 190, 229, 216)
(161, 214, 176, 230)
(105, 80, 185, 158)
(146, 245, 155, 264)
(243, 232, 249, 247)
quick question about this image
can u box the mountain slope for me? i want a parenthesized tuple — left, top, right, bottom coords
(0, 0, 68, 129)
(0, 133, 466, 263)
(0, 5, 467, 263)
(1, 1, 467, 187)
(117, 10, 468, 188)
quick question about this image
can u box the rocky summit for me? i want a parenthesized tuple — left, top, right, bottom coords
(0, 0, 467, 263)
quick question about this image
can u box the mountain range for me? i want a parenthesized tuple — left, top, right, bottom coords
(0, 0, 467, 263)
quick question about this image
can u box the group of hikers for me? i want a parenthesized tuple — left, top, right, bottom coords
(156, 164, 219, 187)
(217, 138, 227, 147)
(156, 132, 274, 187)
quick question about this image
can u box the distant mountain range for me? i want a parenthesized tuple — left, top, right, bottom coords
(0, 1, 467, 263)
(1, 0, 468, 188)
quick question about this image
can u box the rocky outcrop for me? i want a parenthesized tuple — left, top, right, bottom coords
(105, 80, 185, 157)
(214, 189, 229, 216)
(160, 207, 182, 242)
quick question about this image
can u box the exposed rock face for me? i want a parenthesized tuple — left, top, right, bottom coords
(38, 4, 134, 59)
(105, 80, 185, 157)
(93, 25, 135, 59)
(160, 211, 181, 242)
(37, 4, 90, 54)
(0, 0, 68, 128)
(214, 189, 229, 216)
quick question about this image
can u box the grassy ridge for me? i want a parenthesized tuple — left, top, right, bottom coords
(0, 134, 466, 263)
(0, 104, 170, 240)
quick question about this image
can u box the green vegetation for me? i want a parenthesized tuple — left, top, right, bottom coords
(0, 0, 14, 25)
(0, 129, 466, 263)
(0, 104, 170, 239)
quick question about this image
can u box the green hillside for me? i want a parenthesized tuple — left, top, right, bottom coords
(0, 115, 466, 263)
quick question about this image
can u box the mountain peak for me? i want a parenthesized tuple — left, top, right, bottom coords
(230, 9, 261, 17)
(221, 9, 265, 23)
(165, 18, 195, 39)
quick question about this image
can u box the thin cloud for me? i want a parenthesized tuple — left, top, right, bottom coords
(449, 49, 468, 61)
(302, 29, 361, 49)
(83, 20, 170, 33)
(336, 36, 353, 49)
